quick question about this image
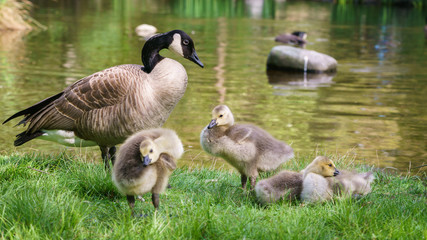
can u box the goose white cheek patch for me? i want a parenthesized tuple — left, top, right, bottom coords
(168, 33, 184, 57)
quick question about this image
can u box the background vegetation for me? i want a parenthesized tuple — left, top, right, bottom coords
(0, 153, 425, 239)
(0, 0, 46, 30)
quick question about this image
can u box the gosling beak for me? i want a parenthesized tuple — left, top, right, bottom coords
(142, 155, 151, 167)
(207, 119, 217, 129)
(333, 168, 340, 176)
(188, 50, 204, 68)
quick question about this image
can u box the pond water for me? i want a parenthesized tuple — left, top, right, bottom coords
(0, 0, 426, 174)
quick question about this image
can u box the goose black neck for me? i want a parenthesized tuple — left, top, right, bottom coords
(141, 33, 171, 73)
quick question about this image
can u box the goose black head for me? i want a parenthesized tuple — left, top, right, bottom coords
(141, 29, 204, 73)
(167, 30, 204, 68)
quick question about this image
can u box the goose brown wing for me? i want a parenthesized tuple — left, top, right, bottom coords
(58, 66, 133, 116)
(27, 65, 137, 132)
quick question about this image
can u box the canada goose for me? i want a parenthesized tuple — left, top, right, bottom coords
(275, 31, 307, 45)
(112, 128, 183, 213)
(255, 156, 339, 205)
(301, 169, 374, 203)
(3, 29, 203, 169)
(200, 105, 294, 190)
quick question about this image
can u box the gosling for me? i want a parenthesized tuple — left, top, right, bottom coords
(255, 156, 339, 205)
(200, 105, 294, 189)
(112, 128, 183, 213)
(301, 169, 374, 203)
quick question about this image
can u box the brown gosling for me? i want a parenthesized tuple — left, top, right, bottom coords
(200, 105, 294, 190)
(3, 30, 203, 170)
(255, 156, 339, 205)
(112, 128, 183, 213)
(301, 169, 374, 203)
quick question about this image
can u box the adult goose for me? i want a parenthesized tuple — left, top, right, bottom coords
(3, 29, 203, 169)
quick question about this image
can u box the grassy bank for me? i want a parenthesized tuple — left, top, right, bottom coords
(0, 153, 425, 239)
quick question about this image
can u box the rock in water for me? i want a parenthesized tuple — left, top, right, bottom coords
(267, 46, 337, 73)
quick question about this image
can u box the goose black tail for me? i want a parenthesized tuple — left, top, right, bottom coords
(14, 131, 45, 146)
(3, 92, 63, 125)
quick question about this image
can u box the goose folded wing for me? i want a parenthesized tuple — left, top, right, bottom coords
(56, 67, 133, 120)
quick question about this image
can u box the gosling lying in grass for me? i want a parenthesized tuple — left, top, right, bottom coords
(200, 105, 294, 190)
(112, 128, 183, 213)
(301, 170, 374, 203)
(255, 156, 339, 205)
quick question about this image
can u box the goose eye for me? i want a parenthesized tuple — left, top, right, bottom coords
(150, 149, 153, 153)
(328, 164, 332, 167)
(183, 39, 190, 45)
(219, 114, 223, 118)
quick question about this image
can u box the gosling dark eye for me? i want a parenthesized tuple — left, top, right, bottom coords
(219, 115, 223, 118)
(183, 39, 190, 45)
(150, 149, 153, 153)
(328, 164, 332, 167)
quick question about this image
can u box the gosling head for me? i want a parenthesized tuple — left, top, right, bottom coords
(207, 105, 235, 129)
(139, 139, 160, 167)
(303, 156, 340, 178)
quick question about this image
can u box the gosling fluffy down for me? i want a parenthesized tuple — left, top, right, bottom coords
(201, 105, 294, 189)
(255, 156, 339, 205)
(301, 170, 374, 203)
(112, 128, 183, 211)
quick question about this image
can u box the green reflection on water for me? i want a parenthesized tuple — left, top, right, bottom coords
(0, 0, 425, 174)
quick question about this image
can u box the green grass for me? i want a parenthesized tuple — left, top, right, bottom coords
(0, 152, 425, 239)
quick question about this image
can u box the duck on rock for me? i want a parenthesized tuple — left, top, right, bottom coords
(3, 30, 203, 169)
(275, 31, 307, 46)
(200, 105, 294, 190)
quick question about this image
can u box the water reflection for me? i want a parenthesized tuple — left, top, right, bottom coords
(214, 18, 227, 104)
(267, 70, 335, 91)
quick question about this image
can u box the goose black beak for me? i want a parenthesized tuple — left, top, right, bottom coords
(188, 51, 204, 68)
(142, 155, 152, 167)
(333, 169, 340, 176)
(207, 119, 217, 129)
